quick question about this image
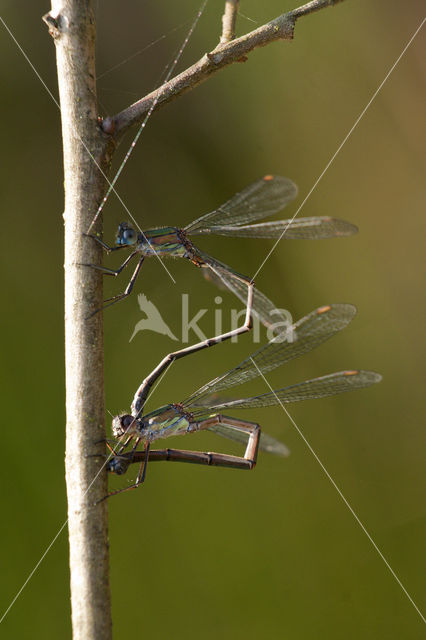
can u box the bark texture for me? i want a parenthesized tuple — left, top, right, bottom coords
(47, 1, 113, 638)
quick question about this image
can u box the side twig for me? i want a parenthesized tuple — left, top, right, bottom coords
(104, 0, 345, 137)
(219, 0, 240, 44)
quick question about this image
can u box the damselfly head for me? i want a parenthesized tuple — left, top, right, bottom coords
(107, 456, 130, 476)
(116, 222, 137, 246)
(112, 413, 137, 438)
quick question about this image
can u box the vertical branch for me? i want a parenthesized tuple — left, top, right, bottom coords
(45, 1, 113, 638)
(219, 0, 240, 44)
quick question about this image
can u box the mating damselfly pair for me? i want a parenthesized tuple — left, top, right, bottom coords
(86, 175, 380, 497)
(102, 301, 380, 498)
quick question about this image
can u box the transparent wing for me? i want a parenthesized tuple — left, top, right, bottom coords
(184, 304, 357, 407)
(197, 249, 290, 332)
(184, 176, 298, 234)
(206, 217, 358, 239)
(207, 423, 290, 457)
(196, 370, 382, 410)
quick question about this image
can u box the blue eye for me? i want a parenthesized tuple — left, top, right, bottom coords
(123, 229, 136, 243)
(117, 224, 137, 245)
(107, 457, 128, 475)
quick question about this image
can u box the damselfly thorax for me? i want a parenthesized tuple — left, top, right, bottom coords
(135, 226, 206, 267)
(130, 226, 187, 257)
(113, 403, 196, 444)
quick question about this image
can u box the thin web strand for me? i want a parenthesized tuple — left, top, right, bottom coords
(0, 15, 176, 282)
(0, 452, 110, 627)
(97, 21, 191, 80)
(238, 11, 258, 25)
(87, 0, 209, 233)
(0, 361, 174, 625)
(250, 358, 426, 625)
(252, 16, 426, 281)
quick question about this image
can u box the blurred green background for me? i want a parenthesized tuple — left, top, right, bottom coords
(1, 1, 425, 638)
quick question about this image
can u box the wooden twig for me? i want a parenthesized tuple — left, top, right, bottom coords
(44, 1, 114, 638)
(219, 0, 240, 44)
(103, 0, 345, 137)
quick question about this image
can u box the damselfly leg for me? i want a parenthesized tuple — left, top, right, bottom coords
(102, 442, 151, 501)
(81, 240, 145, 316)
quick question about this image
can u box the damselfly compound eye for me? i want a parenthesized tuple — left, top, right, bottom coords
(116, 223, 137, 246)
(107, 457, 129, 476)
(122, 229, 136, 244)
(112, 413, 134, 438)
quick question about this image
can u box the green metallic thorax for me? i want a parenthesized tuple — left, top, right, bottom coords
(142, 404, 193, 442)
(138, 227, 190, 259)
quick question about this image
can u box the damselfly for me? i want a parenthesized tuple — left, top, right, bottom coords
(85, 175, 357, 328)
(106, 304, 381, 496)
